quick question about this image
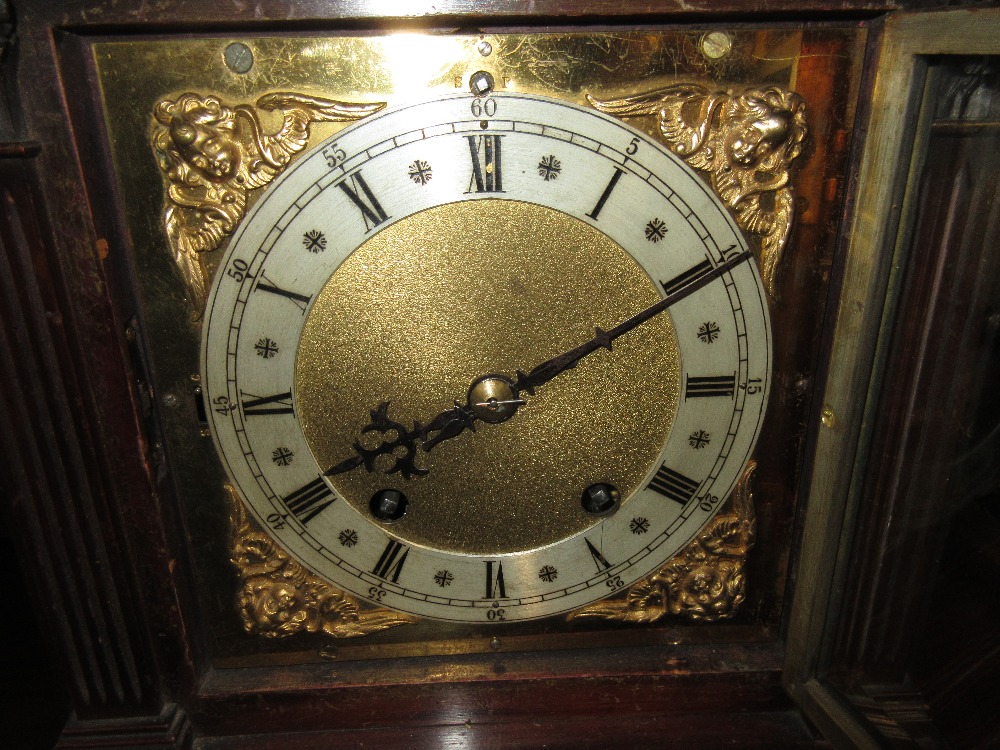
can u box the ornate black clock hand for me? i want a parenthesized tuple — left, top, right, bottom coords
(324, 400, 477, 480)
(325, 250, 751, 479)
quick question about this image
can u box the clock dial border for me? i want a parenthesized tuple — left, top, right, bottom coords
(201, 92, 772, 623)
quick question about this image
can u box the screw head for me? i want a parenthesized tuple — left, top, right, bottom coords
(370, 489, 408, 521)
(224, 42, 254, 74)
(700, 32, 732, 60)
(581, 483, 621, 516)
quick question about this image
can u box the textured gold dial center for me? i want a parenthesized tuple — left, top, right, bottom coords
(295, 199, 680, 555)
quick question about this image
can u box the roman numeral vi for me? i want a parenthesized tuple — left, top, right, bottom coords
(484, 560, 506, 599)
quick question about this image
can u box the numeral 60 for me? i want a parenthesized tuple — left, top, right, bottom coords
(471, 98, 497, 117)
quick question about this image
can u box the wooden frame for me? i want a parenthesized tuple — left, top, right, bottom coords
(784, 7, 1000, 748)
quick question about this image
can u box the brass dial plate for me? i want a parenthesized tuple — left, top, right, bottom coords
(296, 199, 679, 555)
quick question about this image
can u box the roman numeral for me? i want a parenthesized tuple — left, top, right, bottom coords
(484, 560, 506, 599)
(241, 391, 293, 416)
(466, 135, 504, 193)
(256, 275, 312, 312)
(584, 537, 613, 574)
(685, 374, 737, 399)
(281, 477, 335, 524)
(648, 464, 700, 505)
(339, 171, 389, 231)
(372, 539, 409, 583)
(586, 167, 625, 220)
(660, 259, 714, 296)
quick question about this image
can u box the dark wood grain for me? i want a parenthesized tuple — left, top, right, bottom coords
(1, 2, 201, 741)
(825, 86, 1000, 747)
(196, 710, 818, 749)
(0, 158, 152, 710)
(18, 0, 905, 31)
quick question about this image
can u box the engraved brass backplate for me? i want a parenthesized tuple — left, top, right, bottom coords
(90, 28, 865, 659)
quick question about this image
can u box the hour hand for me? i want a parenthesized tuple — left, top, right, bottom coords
(324, 399, 480, 480)
(325, 252, 751, 479)
(329, 401, 428, 479)
(415, 403, 478, 451)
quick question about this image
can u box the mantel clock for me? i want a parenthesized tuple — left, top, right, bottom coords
(0, 7, 882, 745)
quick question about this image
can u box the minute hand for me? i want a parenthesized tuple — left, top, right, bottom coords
(514, 251, 752, 395)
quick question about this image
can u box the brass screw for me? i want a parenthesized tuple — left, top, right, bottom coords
(701, 32, 732, 60)
(224, 42, 254, 74)
(820, 406, 837, 429)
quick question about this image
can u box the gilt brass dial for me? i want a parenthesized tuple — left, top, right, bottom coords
(296, 200, 680, 555)
(201, 92, 771, 622)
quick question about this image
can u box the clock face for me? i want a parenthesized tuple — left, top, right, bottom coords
(201, 92, 771, 623)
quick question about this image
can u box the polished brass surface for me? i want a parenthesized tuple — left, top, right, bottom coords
(152, 92, 385, 315)
(296, 200, 679, 555)
(228, 485, 416, 638)
(569, 460, 756, 623)
(589, 86, 807, 295)
(89, 27, 865, 654)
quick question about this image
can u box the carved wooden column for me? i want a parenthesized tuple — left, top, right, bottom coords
(0, 2, 191, 746)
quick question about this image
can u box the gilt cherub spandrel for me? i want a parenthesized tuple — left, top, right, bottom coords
(152, 92, 386, 316)
(589, 85, 807, 296)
